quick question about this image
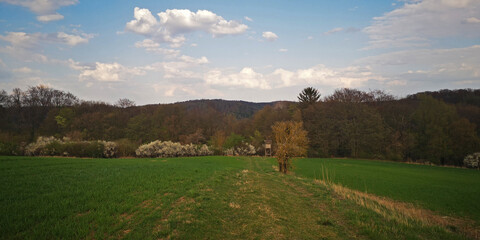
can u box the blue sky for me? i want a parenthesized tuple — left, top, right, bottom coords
(0, 0, 479, 104)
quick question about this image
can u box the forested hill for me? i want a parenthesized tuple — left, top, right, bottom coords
(176, 99, 277, 119)
(408, 89, 480, 107)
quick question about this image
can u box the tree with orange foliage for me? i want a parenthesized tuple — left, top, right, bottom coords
(272, 121, 308, 174)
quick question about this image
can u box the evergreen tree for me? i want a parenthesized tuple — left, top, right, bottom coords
(297, 87, 320, 109)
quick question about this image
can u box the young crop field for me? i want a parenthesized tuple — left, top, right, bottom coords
(294, 158, 480, 223)
(1, 156, 479, 239)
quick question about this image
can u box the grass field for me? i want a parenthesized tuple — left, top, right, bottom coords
(294, 158, 480, 222)
(0, 156, 478, 239)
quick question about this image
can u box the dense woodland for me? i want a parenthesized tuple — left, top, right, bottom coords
(0, 86, 479, 166)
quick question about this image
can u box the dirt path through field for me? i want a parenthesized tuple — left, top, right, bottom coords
(116, 157, 475, 239)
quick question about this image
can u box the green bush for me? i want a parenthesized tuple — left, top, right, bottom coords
(63, 141, 104, 158)
(224, 133, 246, 150)
(0, 142, 21, 156)
(115, 138, 139, 157)
(43, 141, 66, 156)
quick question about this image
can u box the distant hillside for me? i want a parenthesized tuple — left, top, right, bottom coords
(177, 99, 281, 119)
(408, 89, 480, 107)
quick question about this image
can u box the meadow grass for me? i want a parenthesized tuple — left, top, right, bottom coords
(0, 156, 475, 239)
(295, 158, 480, 223)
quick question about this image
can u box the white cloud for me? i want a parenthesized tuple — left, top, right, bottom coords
(0, 46, 50, 63)
(279, 48, 288, 52)
(125, 7, 248, 47)
(244, 16, 253, 22)
(0, 31, 93, 62)
(134, 39, 180, 56)
(262, 31, 278, 41)
(1, 0, 77, 22)
(205, 67, 271, 89)
(359, 45, 480, 69)
(178, 55, 209, 64)
(364, 0, 480, 49)
(203, 64, 384, 90)
(307, 36, 314, 40)
(146, 55, 209, 79)
(272, 65, 382, 88)
(12, 67, 33, 73)
(0, 32, 41, 49)
(67, 58, 90, 71)
(464, 17, 480, 24)
(37, 13, 64, 22)
(357, 45, 480, 87)
(55, 32, 93, 46)
(0, 31, 93, 48)
(78, 62, 146, 82)
(387, 80, 407, 86)
(324, 27, 343, 35)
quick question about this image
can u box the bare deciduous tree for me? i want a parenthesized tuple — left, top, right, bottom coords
(115, 98, 136, 108)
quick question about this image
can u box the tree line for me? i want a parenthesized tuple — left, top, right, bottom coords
(0, 85, 479, 166)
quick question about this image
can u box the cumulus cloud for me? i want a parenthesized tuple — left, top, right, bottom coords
(0, 0, 78, 22)
(205, 67, 271, 89)
(244, 16, 253, 22)
(203, 64, 381, 90)
(78, 62, 146, 82)
(262, 31, 278, 41)
(279, 48, 288, 52)
(272, 65, 383, 88)
(125, 7, 248, 47)
(364, 0, 480, 49)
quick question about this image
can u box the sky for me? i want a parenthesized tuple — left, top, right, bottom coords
(0, 0, 479, 105)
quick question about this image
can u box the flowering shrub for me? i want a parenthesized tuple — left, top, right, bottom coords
(135, 140, 213, 158)
(101, 141, 117, 158)
(24, 136, 117, 158)
(224, 143, 256, 156)
(464, 152, 480, 169)
(25, 136, 60, 156)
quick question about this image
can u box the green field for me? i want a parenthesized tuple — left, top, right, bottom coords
(1, 156, 478, 239)
(294, 158, 480, 222)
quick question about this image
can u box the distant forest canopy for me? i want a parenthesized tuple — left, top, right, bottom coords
(0, 85, 479, 166)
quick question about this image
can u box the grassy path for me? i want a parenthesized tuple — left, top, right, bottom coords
(146, 157, 468, 239)
(0, 156, 474, 239)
